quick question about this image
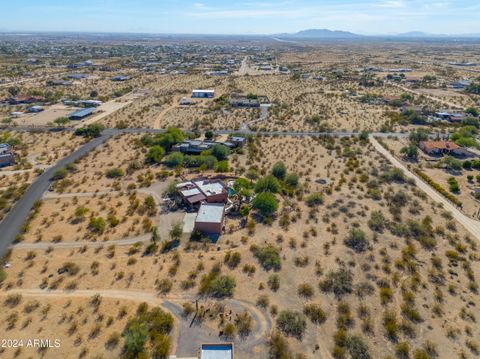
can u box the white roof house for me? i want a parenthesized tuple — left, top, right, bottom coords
(194, 180, 224, 196)
(196, 203, 225, 224)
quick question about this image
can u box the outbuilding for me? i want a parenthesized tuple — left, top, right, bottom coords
(68, 107, 95, 120)
(194, 203, 225, 235)
(192, 90, 215, 98)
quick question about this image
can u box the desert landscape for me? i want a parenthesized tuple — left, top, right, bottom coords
(0, 25, 480, 359)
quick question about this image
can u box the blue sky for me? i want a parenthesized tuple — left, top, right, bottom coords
(2, 0, 480, 35)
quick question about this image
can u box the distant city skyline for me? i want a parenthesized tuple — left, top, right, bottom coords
(2, 0, 480, 35)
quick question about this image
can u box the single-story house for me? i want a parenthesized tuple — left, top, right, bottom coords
(177, 179, 228, 207)
(67, 73, 89, 80)
(68, 107, 95, 120)
(192, 90, 215, 98)
(27, 105, 44, 113)
(0, 144, 15, 167)
(111, 75, 131, 82)
(434, 111, 467, 123)
(194, 203, 226, 235)
(418, 141, 462, 156)
(8, 95, 44, 105)
(451, 80, 471, 90)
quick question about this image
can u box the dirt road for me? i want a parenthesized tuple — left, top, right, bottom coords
(0, 289, 271, 357)
(370, 136, 480, 241)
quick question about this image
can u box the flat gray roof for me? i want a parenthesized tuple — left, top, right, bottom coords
(196, 203, 225, 224)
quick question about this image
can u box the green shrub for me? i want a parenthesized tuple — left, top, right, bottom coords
(305, 192, 324, 207)
(319, 268, 353, 297)
(303, 304, 327, 325)
(276, 310, 307, 339)
(105, 168, 124, 178)
(255, 175, 280, 193)
(344, 229, 369, 252)
(250, 244, 281, 271)
(271, 161, 287, 180)
(252, 192, 278, 216)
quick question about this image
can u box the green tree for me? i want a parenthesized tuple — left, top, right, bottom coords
(252, 192, 278, 217)
(255, 175, 280, 193)
(54, 117, 70, 126)
(465, 107, 479, 117)
(211, 144, 230, 161)
(409, 129, 429, 144)
(164, 152, 184, 168)
(146, 146, 166, 164)
(400, 144, 418, 160)
(205, 130, 214, 140)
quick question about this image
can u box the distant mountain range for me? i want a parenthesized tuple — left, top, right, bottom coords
(276, 29, 480, 39)
(277, 29, 362, 39)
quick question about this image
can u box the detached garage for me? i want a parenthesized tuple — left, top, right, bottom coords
(194, 203, 225, 235)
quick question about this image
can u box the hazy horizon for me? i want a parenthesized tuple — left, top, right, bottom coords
(1, 0, 480, 36)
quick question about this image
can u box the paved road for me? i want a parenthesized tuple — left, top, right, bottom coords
(0, 132, 114, 257)
(370, 136, 480, 241)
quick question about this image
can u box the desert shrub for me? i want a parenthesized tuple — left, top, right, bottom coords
(285, 173, 299, 188)
(344, 229, 369, 252)
(250, 244, 281, 271)
(276, 310, 307, 339)
(123, 304, 173, 359)
(105, 168, 124, 178)
(224, 251, 241, 269)
(319, 268, 353, 297)
(303, 304, 327, 325)
(271, 161, 287, 180)
(52, 168, 68, 180)
(156, 279, 173, 294)
(383, 310, 399, 341)
(235, 311, 253, 337)
(396, 342, 410, 359)
(382, 167, 406, 183)
(305, 192, 324, 207)
(88, 217, 106, 234)
(4, 294, 22, 307)
(268, 331, 295, 359)
(59, 262, 80, 276)
(368, 211, 386, 232)
(346, 335, 371, 359)
(74, 124, 104, 138)
(199, 266, 236, 298)
(268, 274, 280, 291)
(297, 283, 314, 298)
